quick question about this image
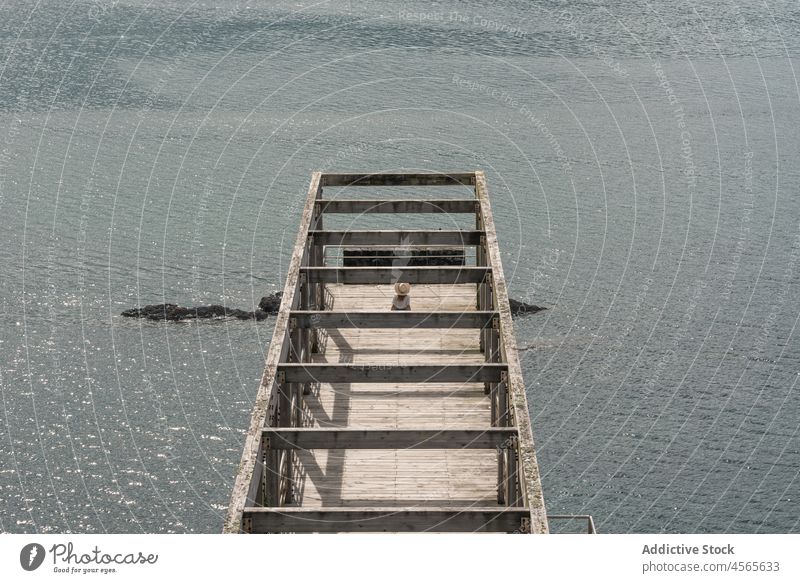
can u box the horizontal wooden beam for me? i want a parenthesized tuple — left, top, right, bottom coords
(262, 428, 517, 450)
(310, 230, 482, 247)
(290, 311, 496, 329)
(301, 266, 490, 284)
(319, 199, 478, 214)
(242, 507, 529, 533)
(277, 363, 507, 383)
(319, 172, 476, 187)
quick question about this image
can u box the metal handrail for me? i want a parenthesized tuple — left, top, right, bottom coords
(547, 515, 597, 534)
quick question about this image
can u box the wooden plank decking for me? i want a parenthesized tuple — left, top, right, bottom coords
(225, 171, 549, 533)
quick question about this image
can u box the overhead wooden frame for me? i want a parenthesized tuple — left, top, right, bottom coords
(319, 199, 478, 214)
(309, 230, 483, 247)
(301, 266, 490, 284)
(319, 172, 476, 187)
(289, 310, 496, 329)
(261, 428, 518, 450)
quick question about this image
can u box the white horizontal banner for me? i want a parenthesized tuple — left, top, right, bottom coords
(1, 534, 797, 582)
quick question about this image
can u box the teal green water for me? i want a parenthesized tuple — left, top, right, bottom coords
(1, 0, 799, 533)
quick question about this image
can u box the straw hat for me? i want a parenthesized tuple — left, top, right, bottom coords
(395, 282, 411, 296)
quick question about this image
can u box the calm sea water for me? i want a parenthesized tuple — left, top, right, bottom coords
(1, 0, 799, 533)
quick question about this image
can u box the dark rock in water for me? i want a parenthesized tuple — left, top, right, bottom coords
(121, 303, 269, 321)
(258, 291, 283, 313)
(509, 298, 546, 315)
(122, 291, 283, 322)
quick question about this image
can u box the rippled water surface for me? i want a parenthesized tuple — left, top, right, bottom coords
(1, 0, 799, 533)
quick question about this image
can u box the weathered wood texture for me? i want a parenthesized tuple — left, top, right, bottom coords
(324, 283, 476, 311)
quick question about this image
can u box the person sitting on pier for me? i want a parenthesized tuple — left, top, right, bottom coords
(391, 282, 411, 311)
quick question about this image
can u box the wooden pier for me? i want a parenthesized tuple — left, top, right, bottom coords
(225, 171, 549, 533)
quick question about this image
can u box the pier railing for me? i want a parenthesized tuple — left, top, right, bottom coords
(548, 515, 598, 534)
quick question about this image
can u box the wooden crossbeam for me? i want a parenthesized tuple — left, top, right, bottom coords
(319, 172, 476, 187)
(241, 507, 529, 533)
(319, 199, 478, 214)
(261, 428, 517, 450)
(290, 311, 496, 329)
(300, 266, 490, 284)
(310, 230, 482, 246)
(276, 363, 507, 383)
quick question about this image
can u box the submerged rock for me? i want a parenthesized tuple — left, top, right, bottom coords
(121, 291, 284, 322)
(121, 304, 269, 321)
(258, 291, 283, 313)
(509, 298, 546, 315)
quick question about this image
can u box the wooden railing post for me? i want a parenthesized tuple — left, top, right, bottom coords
(265, 445, 278, 508)
(497, 442, 506, 505)
(506, 436, 519, 507)
(477, 231, 487, 354)
(498, 371, 508, 427)
(258, 452, 267, 507)
(312, 188, 325, 348)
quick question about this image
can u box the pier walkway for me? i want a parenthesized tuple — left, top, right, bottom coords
(225, 171, 548, 533)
